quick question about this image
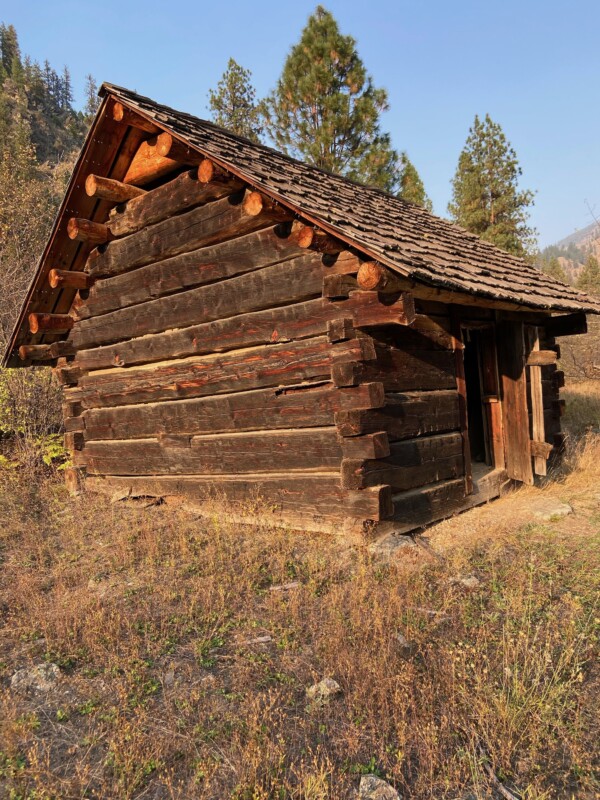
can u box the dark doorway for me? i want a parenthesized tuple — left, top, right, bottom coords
(463, 329, 491, 466)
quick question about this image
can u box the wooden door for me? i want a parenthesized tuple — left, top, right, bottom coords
(496, 319, 534, 485)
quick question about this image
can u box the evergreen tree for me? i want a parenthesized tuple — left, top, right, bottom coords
(542, 255, 568, 283)
(61, 66, 73, 110)
(448, 114, 536, 256)
(577, 253, 600, 296)
(262, 5, 400, 193)
(84, 74, 99, 123)
(398, 151, 432, 210)
(208, 58, 262, 142)
(0, 24, 21, 76)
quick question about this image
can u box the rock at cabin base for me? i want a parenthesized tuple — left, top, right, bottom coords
(11, 663, 60, 694)
(306, 677, 342, 703)
(358, 774, 401, 800)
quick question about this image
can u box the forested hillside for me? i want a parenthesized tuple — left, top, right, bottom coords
(0, 23, 96, 347)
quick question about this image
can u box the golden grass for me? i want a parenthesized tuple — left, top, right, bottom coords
(562, 379, 600, 439)
(0, 457, 599, 799)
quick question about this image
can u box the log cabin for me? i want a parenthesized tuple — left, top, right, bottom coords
(4, 83, 600, 539)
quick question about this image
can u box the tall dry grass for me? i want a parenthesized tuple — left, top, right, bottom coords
(1, 452, 598, 798)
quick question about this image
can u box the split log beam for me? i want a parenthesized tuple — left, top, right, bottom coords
(86, 474, 393, 522)
(82, 382, 385, 441)
(327, 318, 355, 342)
(332, 345, 456, 392)
(75, 252, 338, 347)
(85, 174, 146, 203)
(390, 478, 466, 530)
(124, 133, 185, 186)
(545, 312, 587, 338)
(526, 350, 558, 367)
(28, 313, 74, 334)
(108, 168, 244, 238)
(112, 102, 159, 134)
(78, 428, 343, 475)
(71, 290, 390, 370)
(86, 190, 293, 278)
(346, 290, 415, 327)
(341, 432, 464, 490)
(527, 326, 547, 476)
(336, 390, 460, 439)
(48, 269, 94, 290)
(67, 217, 112, 246)
(67, 336, 368, 410)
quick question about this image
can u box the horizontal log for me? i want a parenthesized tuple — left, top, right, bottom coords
(108, 168, 245, 238)
(335, 390, 460, 439)
(332, 345, 457, 392)
(357, 262, 405, 293)
(74, 252, 337, 349)
(391, 477, 466, 528)
(86, 474, 393, 522)
(348, 290, 415, 327)
(54, 363, 83, 386)
(85, 174, 146, 203)
(67, 217, 112, 245)
(527, 350, 558, 366)
(86, 190, 292, 278)
(18, 342, 74, 361)
(82, 382, 385, 441)
(76, 428, 343, 475)
(123, 133, 183, 186)
(80, 225, 322, 318)
(48, 269, 94, 290)
(67, 336, 366, 410)
(544, 312, 587, 338)
(112, 102, 159, 134)
(341, 432, 464, 490)
(530, 440, 553, 459)
(29, 313, 74, 334)
(72, 291, 386, 371)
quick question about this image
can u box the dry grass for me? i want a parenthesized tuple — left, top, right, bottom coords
(0, 383, 599, 799)
(562, 379, 600, 439)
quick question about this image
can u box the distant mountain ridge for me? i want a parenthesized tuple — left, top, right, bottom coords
(555, 220, 599, 251)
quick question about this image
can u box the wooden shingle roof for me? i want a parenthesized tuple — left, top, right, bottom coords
(102, 84, 600, 315)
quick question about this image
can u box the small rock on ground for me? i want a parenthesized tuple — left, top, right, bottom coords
(531, 500, 573, 522)
(306, 677, 342, 703)
(359, 775, 401, 800)
(393, 632, 417, 659)
(11, 663, 60, 694)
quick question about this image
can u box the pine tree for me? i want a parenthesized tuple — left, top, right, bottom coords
(448, 114, 536, 256)
(577, 253, 600, 296)
(208, 58, 262, 142)
(0, 24, 21, 76)
(61, 66, 73, 110)
(398, 152, 432, 210)
(84, 74, 99, 122)
(541, 255, 568, 283)
(262, 6, 400, 193)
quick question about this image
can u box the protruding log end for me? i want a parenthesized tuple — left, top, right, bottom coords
(67, 217, 112, 245)
(156, 132, 203, 164)
(85, 174, 146, 202)
(155, 132, 174, 158)
(197, 158, 232, 184)
(18, 344, 53, 361)
(112, 101, 159, 134)
(290, 222, 315, 249)
(28, 313, 74, 334)
(357, 261, 386, 291)
(48, 269, 94, 290)
(243, 190, 266, 217)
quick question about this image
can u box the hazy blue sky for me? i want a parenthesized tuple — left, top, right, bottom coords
(4, 0, 599, 246)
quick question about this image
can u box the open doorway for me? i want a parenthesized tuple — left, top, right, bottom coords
(461, 325, 505, 486)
